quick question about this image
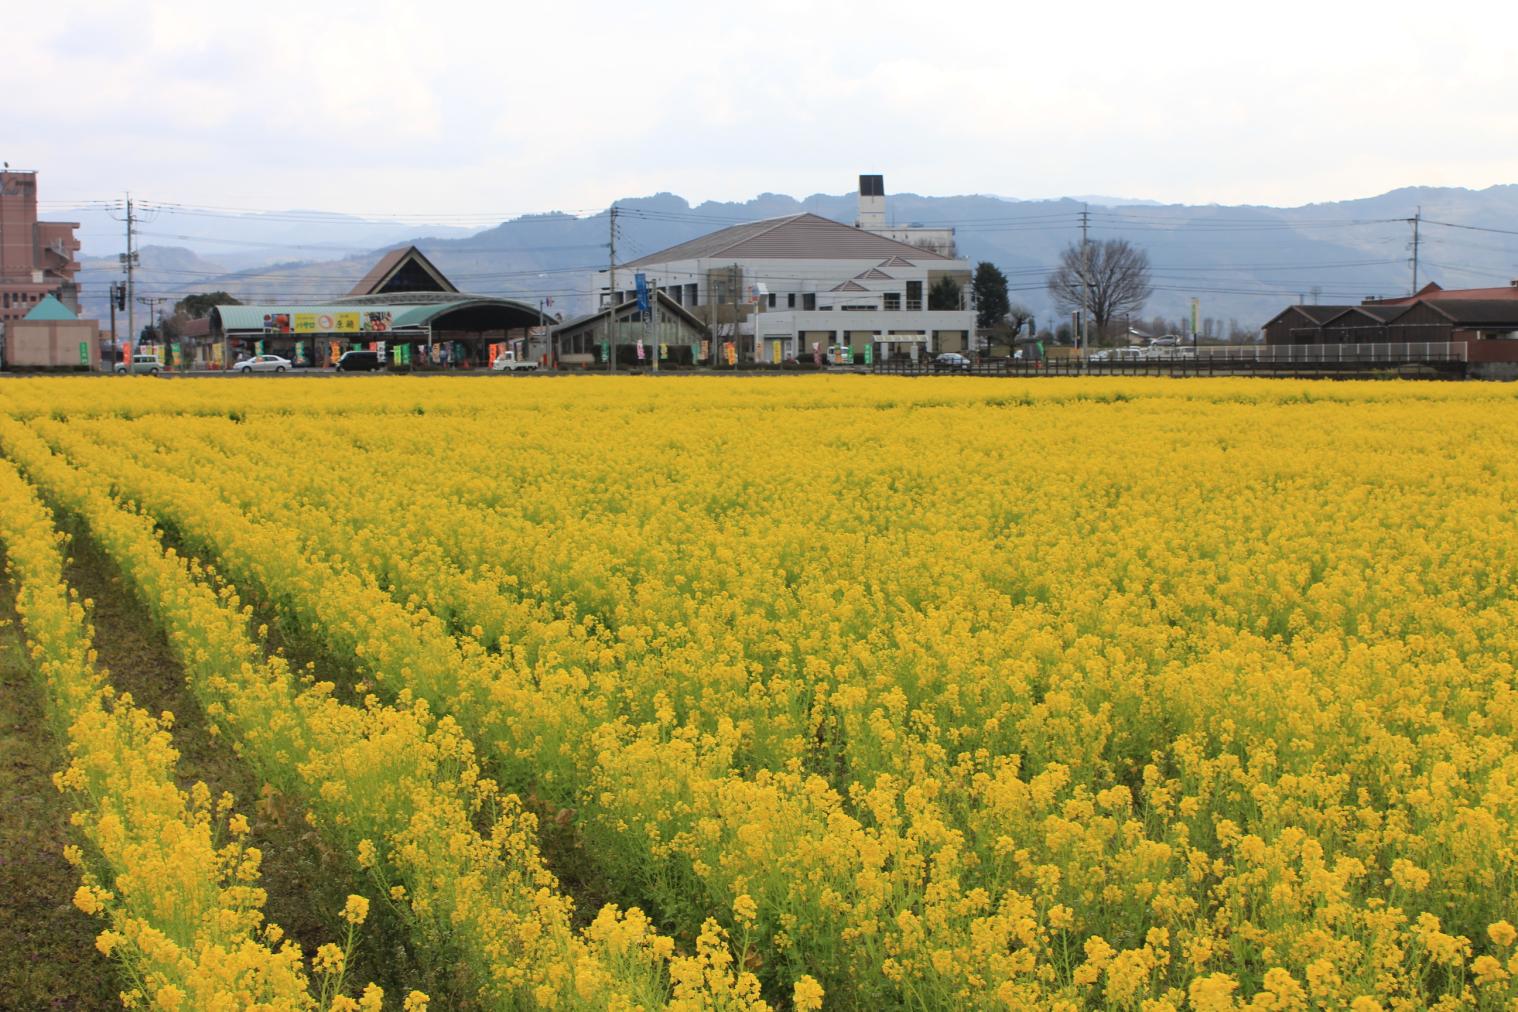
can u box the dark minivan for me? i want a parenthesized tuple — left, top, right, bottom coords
(336, 350, 384, 372)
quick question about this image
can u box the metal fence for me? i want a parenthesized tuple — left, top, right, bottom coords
(872, 346, 1470, 378)
(1196, 341, 1467, 364)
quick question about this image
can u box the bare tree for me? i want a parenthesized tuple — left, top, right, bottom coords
(1046, 239, 1154, 343)
(1007, 301, 1034, 336)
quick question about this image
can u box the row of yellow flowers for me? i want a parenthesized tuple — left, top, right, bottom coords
(5, 376, 1518, 1009)
(30, 410, 995, 1007)
(0, 455, 340, 1009)
(0, 414, 786, 1010)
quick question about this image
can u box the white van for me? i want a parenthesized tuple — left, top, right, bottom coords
(115, 353, 161, 375)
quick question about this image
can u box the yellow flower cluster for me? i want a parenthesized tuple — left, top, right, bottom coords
(4, 376, 1518, 1009)
(0, 457, 317, 1008)
(0, 410, 767, 1009)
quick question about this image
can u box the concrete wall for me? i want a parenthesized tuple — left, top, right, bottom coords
(5, 319, 99, 369)
(752, 308, 975, 358)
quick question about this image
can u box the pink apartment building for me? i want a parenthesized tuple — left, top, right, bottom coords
(0, 170, 82, 327)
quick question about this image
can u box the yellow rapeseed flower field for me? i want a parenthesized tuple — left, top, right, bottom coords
(1, 375, 1515, 1010)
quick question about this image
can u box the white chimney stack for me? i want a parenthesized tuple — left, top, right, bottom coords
(856, 174, 886, 230)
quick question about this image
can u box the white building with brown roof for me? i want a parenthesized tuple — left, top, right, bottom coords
(608, 204, 974, 364)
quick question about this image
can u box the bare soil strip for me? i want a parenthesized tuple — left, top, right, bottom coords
(0, 567, 121, 1010)
(56, 517, 417, 995)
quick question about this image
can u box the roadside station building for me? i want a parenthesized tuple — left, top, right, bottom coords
(552, 290, 708, 368)
(206, 247, 551, 368)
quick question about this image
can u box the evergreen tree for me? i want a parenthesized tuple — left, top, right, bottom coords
(972, 262, 1011, 330)
(928, 276, 962, 311)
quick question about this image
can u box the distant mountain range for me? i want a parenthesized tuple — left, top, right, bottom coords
(71, 185, 1518, 336)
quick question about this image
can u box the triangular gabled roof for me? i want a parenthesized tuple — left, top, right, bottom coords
(1299, 305, 1356, 324)
(855, 267, 894, 280)
(346, 245, 458, 297)
(1414, 299, 1518, 325)
(621, 212, 953, 268)
(23, 294, 76, 321)
(551, 290, 708, 336)
(1262, 304, 1359, 329)
(881, 255, 917, 267)
(830, 280, 869, 292)
(1317, 304, 1408, 329)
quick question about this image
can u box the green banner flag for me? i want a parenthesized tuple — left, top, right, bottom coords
(79, 341, 89, 365)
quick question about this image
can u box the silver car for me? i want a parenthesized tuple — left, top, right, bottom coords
(115, 353, 161, 375)
(234, 354, 292, 373)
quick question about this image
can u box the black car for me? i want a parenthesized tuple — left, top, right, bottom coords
(336, 350, 384, 372)
(932, 352, 972, 373)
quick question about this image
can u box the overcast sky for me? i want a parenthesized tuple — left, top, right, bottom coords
(6, 0, 1515, 222)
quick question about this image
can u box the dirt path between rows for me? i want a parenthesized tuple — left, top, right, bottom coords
(0, 567, 121, 1009)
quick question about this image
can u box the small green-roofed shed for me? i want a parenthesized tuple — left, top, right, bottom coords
(24, 295, 77, 321)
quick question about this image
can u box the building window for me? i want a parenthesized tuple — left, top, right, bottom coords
(906, 281, 923, 312)
(802, 293, 816, 310)
(686, 283, 698, 305)
(843, 304, 872, 312)
(787, 293, 796, 309)
(767, 292, 776, 308)
(884, 292, 901, 311)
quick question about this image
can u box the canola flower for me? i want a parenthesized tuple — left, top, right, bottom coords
(1, 413, 768, 1010)
(2, 376, 1517, 1009)
(0, 457, 337, 1008)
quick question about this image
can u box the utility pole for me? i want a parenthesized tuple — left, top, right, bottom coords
(607, 204, 616, 373)
(109, 282, 121, 372)
(1079, 204, 1091, 358)
(138, 296, 167, 355)
(1410, 207, 1422, 295)
(117, 193, 138, 351)
(537, 297, 546, 369)
(0, 167, 8, 289)
(731, 262, 740, 367)
(648, 276, 658, 374)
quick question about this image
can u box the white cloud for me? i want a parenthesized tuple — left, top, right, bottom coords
(4, 0, 1515, 218)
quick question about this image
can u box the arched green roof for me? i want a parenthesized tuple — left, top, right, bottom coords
(211, 297, 545, 335)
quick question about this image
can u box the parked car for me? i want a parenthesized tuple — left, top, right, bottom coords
(115, 353, 161, 375)
(933, 352, 972, 373)
(234, 354, 292, 373)
(335, 350, 384, 372)
(491, 354, 538, 372)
